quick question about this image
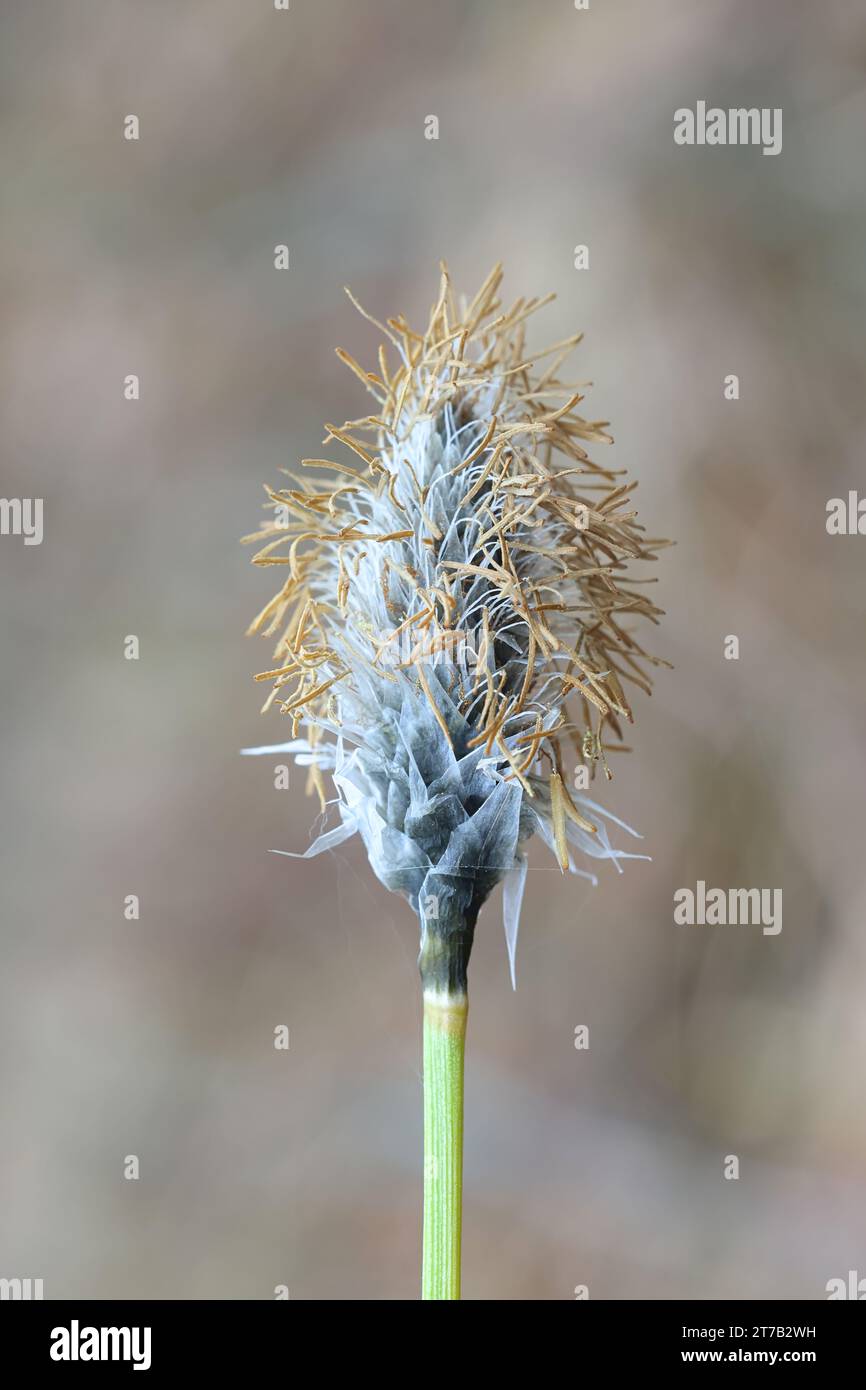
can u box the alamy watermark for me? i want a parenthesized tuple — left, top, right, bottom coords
(674, 880, 782, 935)
(826, 491, 866, 535)
(50, 1321, 151, 1371)
(0, 497, 43, 545)
(674, 102, 782, 157)
(826, 1270, 866, 1299)
(0, 1276, 43, 1299)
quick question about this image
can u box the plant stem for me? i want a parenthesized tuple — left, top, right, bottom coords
(422, 990, 467, 1300)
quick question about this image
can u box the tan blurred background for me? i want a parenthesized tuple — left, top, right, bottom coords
(1, 0, 865, 1300)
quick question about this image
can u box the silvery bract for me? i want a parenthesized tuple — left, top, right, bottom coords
(243, 267, 668, 989)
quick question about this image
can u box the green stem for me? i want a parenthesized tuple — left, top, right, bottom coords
(422, 992, 467, 1300)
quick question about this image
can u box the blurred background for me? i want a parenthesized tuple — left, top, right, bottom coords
(1, 0, 865, 1300)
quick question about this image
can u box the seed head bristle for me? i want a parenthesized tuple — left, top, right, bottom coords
(243, 266, 670, 968)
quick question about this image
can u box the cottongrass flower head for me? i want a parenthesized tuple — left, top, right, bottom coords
(242, 264, 669, 1297)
